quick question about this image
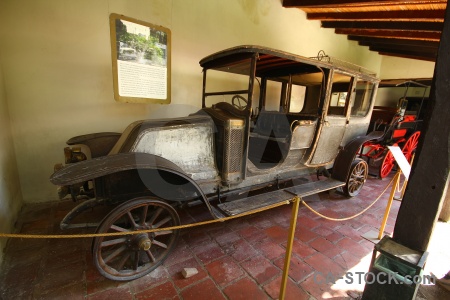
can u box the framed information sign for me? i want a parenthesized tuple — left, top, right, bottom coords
(110, 14, 171, 103)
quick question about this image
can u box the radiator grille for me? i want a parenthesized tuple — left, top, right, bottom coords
(225, 128, 243, 173)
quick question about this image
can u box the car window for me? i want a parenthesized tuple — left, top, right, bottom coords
(202, 55, 254, 109)
(288, 84, 306, 113)
(351, 80, 375, 117)
(204, 69, 250, 107)
(290, 71, 324, 115)
(264, 79, 283, 111)
(264, 75, 319, 114)
(329, 73, 353, 116)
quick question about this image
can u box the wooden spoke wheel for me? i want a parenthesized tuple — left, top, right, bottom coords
(379, 150, 395, 179)
(92, 198, 180, 281)
(343, 158, 368, 197)
(402, 131, 420, 162)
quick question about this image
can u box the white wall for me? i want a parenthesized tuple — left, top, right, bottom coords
(0, 58, 23, 260)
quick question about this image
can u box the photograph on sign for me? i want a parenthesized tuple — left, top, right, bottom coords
(110, 14, 171, 104)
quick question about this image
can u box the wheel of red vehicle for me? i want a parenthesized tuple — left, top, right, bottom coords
(379, 150, 395, 178)
(402, 131, 420, 162)
(343, 158, 368, 197)
(92, 198, 180, 281)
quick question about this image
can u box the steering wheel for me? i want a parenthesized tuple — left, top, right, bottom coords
(232, 95, 248, 110)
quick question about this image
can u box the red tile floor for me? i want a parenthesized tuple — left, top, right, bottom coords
(1, 173, 449, 299)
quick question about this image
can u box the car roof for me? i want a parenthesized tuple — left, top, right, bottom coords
(199, 45, 378, 80)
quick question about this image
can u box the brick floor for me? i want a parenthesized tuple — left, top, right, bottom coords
(0, 174, 448, 299)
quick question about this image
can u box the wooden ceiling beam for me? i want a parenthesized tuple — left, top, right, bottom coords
(378, 51, 437, 61)
(361, 44, 438, 53)
(366, 43, 438, 54)
(377, 49, 437, 61)
(348, 35, 440, 47)
(370, 45, 437, 57)
(336, 28, 441, 40)
(322, 21, 443, 31)
(282, 1, 445, 61)
(307, 10, 445, 21)
(282, 0, 446, 8)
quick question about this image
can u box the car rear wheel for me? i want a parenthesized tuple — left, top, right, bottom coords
(92, 198, 180, 281)
(343, 158, 368, 197)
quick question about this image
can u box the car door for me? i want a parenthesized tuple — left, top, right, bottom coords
(341, 78, 378, 146)
(307, 71, 354, 166)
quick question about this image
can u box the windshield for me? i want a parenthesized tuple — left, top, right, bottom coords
(203, 69, 252, 108)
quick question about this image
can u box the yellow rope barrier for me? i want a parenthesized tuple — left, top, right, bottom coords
(0, 175, 396, 239)
(300, 176, 396, 221)
(0, 200, 291, 239)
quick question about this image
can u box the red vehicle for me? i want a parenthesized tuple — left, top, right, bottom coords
(360, 81, 428, 178)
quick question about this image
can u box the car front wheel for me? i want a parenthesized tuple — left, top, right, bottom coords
(92, 198, 180, 281)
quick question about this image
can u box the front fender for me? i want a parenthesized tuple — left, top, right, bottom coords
(331, 131, 384, 182)
(50, 153, 217, 216)
(50, 152, 187, 185)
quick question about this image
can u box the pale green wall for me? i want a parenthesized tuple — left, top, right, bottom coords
(375, 56, 435, 107)
(0, 0, 381, 203)
(379, 56, 435, 80)
(0, 0, 433, 204)
(0, 57, 23, 260)
(0, 0, 175, 203)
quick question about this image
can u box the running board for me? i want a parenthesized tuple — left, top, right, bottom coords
(217, 178, 345, 216)
(284, 178, 345, 198)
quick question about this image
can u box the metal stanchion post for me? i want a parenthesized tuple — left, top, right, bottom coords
(378, 171, 401, 240)
(279, 196, 300, 300)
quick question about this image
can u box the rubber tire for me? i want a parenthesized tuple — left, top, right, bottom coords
(343, 158, 368, 197)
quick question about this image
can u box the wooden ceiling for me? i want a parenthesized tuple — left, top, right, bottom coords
(282, 0, 447, 62)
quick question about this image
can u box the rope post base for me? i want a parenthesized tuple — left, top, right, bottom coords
(279, 196, 301, 300)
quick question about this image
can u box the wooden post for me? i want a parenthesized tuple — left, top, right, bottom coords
(392, 4, 450, 251)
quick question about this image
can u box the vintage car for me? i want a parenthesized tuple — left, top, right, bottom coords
(118, 47, 137, 61)
(50, 45, 381, 281)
